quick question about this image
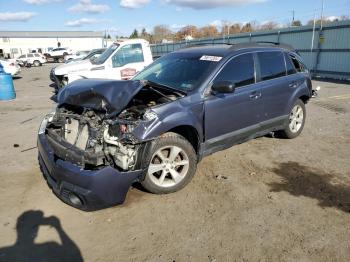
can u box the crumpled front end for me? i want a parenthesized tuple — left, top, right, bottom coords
(38, 80, 182, 210)
(37, 112, 145, 211)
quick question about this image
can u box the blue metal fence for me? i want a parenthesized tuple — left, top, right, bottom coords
(151, 20, 350, 80)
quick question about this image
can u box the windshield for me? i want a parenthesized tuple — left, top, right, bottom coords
(91, 44, 119, 65)
(84, 49, 103, 60)
(133, 53, 219, 91)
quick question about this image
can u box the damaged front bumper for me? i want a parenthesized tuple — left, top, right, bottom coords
(37, 133, 144, 211)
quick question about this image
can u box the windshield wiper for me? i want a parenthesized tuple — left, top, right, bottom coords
(144, 80, 186, 96)
(144, 80, 173, 102)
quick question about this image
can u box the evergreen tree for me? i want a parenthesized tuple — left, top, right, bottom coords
(129, 29, 139, 39)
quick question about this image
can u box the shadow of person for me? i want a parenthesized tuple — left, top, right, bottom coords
(0, 210, 83, 262)
(268, 162, 350, 213)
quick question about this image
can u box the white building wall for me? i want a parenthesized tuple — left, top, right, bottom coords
(0, 37, 105, 58)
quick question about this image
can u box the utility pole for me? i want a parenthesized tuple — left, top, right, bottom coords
(311, 12, 316, 52)
(320, 0, 325, 29)
(292, 10, 295, 25)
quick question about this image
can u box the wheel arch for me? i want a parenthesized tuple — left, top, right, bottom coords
(299, 95, 310, 104)
(166, 125, 200, 154)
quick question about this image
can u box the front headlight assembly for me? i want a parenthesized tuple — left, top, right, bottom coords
(143, 110, 158, 121)
(38, 112, 55, 134)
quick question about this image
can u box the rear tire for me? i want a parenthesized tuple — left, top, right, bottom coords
(279, 99, 306, 139)
(141, 132, 197, 194)
(33, 60, 41, 67)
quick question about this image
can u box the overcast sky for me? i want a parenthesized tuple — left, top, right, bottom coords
(0, 0, 349, 36)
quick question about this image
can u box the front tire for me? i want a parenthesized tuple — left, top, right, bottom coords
(279, 99, 306, 139)
(141, 132, 197, 194)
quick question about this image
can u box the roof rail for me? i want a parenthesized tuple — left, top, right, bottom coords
(179, 41, 296, 52)
(181, 42, 233, 49)
(255, 41, 295, 50)
(227, 41, 295, 51)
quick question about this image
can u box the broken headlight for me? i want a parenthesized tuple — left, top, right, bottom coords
(38, 112, 55, 134)
(143, 110, 158, 121)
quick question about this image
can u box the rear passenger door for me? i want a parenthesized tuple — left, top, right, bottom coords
(257, 51, 300, 127)
(204, 53, 263, 150)
(27, 53, 34, 63)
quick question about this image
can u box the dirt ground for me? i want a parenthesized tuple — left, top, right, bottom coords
(0, 64, 349, 262)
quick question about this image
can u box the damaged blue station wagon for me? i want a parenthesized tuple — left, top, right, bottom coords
(38, 43, 312, 210)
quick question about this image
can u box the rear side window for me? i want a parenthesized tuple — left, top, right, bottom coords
(214, 53, 255, 88)
(257, 51, 286, 81)
(27, 54, 34, 57)
(34, 54, 40, 57)
(284, 53, 297, 75)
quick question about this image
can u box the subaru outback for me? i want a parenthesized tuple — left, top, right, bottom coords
(38, 43, 312, 210)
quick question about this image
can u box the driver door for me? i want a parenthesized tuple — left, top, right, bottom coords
(204, 53, 263, 152)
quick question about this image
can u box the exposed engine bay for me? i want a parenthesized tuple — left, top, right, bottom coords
(45, 83, 182, 171)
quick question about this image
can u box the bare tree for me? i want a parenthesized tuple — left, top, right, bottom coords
(174, 25, 200, 41)
(260, 21, 279, 30)
(241, 22, 253, 33)
(199, 25, 219, 37)
(229, 23, 242, 34)
(152, 25, 172, 43)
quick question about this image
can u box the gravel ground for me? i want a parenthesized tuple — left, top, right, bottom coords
(0, 64, 349, 262)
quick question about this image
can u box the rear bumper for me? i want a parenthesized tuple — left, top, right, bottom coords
(37, 133, 143, 211)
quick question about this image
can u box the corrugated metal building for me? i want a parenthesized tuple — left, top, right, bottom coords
(0, 31, 106, 58)
(151, 20, 350, 80)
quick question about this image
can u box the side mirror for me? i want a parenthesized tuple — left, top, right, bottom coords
(211, 81, 235, 94)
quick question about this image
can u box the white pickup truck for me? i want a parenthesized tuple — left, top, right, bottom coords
(51, 39, 153, 88)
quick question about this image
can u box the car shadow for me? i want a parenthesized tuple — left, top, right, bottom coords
(0, 210, 83, 262)
(268, 162, 350, 213)
(312, 76, 350, 85)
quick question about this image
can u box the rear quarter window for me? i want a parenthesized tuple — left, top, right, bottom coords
(284, 53, 297, 75)
(257, 51, 286, 81)
(290, 55, 307, 73)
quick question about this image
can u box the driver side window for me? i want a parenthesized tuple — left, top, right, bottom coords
(112, 44, 144, 68)
(214, 53, 255, 88)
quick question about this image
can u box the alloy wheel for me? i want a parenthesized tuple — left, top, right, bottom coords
(148, 146, 189, 188)
(289, 104, 304, 133)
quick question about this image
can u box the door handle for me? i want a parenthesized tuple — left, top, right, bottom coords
(249, 92, 262, 99)
(289, 82, 298, 88)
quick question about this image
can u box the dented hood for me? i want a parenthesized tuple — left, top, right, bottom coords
(57, 79, 143, 117)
